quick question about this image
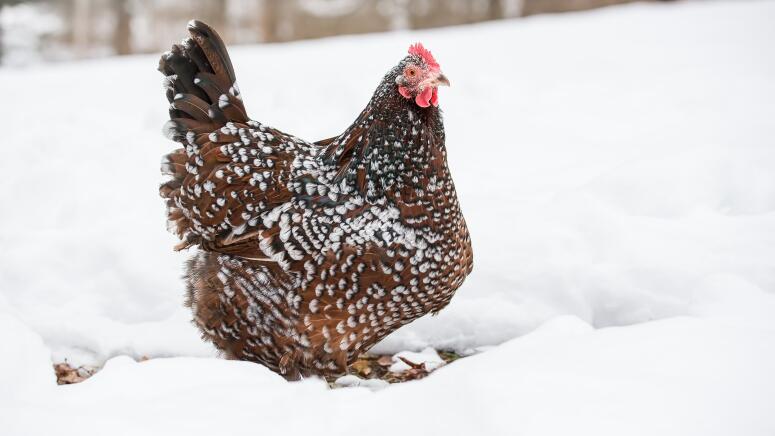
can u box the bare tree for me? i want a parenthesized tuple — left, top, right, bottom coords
(200, 0, 228, 40)
(261, 0, 281, 43)
(488, 0, 503, 20)
(111, 0, 131, 55)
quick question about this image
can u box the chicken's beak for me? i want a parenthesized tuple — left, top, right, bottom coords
(433, 72, 451, 87)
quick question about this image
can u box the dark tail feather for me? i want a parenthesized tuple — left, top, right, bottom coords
(158, 20, 247, 248)
(186, 20, 237, 87)
(158, 20, 247, 127)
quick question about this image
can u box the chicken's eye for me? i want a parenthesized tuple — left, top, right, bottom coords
(407, 68, 416, 77)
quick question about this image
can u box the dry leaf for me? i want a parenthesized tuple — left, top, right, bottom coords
(351, 359, 372, 377)
(53, 362, 97, 385)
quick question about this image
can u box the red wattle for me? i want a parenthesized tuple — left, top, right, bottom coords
(398, 86, 411, 99)
(430, 87, 439, 107)
(415, 87, 433, 108)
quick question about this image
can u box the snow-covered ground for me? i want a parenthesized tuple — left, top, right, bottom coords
(1, 1, 774, 434)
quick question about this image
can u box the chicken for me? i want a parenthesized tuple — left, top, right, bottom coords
(158, 21, 473, 379)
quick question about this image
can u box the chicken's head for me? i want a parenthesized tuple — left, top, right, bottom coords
(395, 43, 449, 108)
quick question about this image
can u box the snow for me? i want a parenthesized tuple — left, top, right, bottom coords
(4, 316, 774, 435)
(334, 374, 390, 390)
(1, 1, 774, 434)
(388, 347, 445, 372)
(0, 300, 54, 406)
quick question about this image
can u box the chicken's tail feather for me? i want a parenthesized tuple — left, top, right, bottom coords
(159, 20, 247, 128)
(158, 20, 247, 248)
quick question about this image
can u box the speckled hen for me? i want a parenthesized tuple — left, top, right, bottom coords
(158, 21, 473, 379)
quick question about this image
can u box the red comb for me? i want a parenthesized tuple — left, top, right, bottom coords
(408, 43, 440, 71)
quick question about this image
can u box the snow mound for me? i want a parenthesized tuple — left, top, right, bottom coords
(0, 303, 55, 405)
(4, 316, 775, 436)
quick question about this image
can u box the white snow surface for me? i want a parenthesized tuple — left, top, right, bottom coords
(1, 1, 774, 434)
(389, 347, 446, 373)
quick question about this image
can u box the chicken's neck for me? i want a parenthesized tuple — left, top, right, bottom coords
(321, 86, 448, 203)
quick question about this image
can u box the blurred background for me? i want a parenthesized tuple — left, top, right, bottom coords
(0, 0, 673, 66)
